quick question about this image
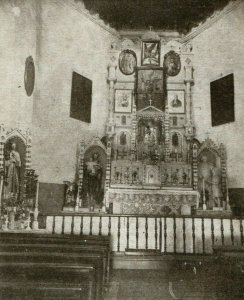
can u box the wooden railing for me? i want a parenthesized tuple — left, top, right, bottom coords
(45, 213, 244, 254)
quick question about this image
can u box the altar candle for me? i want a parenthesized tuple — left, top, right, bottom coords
(35, 181, 39, 209)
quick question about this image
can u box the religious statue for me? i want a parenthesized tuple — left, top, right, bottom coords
(144, 125, 156, 158)
(64, 182, 77, 208)
(83, 153, 103, 208)
(198, 155, 222, 209)
(4, 143, 21, 200)
(108, 56, 117, 81)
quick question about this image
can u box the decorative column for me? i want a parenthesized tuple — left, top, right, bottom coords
(192, 143, 198, 191)
(131, 92, 137, 160)
(32, 177, 39, 230)
(219, 143, 230, 211)
(0, 124, 5, 216)
(164, 104, 170, 162)
(25, 129, 32, 170)
(106, 55, 117, 137)
(184, 58, 195, 140)
(104, 140, 112, 209)
(77, 141, 85, 210)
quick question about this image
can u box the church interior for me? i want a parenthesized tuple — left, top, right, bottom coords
(0, 0, 244, 299)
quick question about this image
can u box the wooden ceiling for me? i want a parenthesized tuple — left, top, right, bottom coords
(80, 0, 233, 33)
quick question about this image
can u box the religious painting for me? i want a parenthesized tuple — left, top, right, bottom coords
(136, 67, 164, 111)
(141, 41, 160, 66)
(114, 89, 132, 113)
(119, 49, 137, 75)
(70, 72, 92, 123)
(163, 50, 181, 77)
(168, 90, 185, 114)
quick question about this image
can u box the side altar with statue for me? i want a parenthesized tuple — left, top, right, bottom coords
(63, 32, 231, 216)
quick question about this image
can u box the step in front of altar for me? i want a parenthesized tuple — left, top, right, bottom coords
(106, 188, 199, 215)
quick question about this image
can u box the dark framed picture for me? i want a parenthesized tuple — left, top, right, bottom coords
(163, 50, 181, 77)
(141, 41, 160, 66)
(119, 49, 137, 75)
(168, 90, 185, 114)
(114, 89, 133, 113)
(24, 56, 35, 96)
(70, 72, 92, 123)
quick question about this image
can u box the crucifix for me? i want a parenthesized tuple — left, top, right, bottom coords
(148, 98, 153, 106)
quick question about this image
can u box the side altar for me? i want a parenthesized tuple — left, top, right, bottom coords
(63, 31, 230, 216)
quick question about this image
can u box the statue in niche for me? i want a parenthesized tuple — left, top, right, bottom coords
(64, 182, 77, 208)
(120, 132, 127, 145)
(198, 154, 222, 208)
(83, 153, 103, 208)
(4, 143, 21, 200)
(108, 56, 117, 81)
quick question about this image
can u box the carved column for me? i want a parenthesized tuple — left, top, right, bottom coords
(192, 142, 198, 190)
(106, 55, 117, 137)
(184, 58, 195, 141)
(25, 129, 32, 170)
(104, 140, 112, 208)
(78, 141, 85, 207)
(164, 105, 170, 162)
(131, 92, 137, 159)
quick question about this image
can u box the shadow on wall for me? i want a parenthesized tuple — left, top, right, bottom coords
(229, 188, 244, 217)
(39, 182, 65, 214)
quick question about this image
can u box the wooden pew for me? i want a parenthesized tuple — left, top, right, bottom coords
(0, 232, 111, 283)
(0, 232, 111, 300)
(0, 262, 95, 300)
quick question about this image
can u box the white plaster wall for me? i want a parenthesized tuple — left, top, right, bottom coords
(192, 2, 244, 188)
(0, 0, 37, 130)
(32, 0, 118, 183)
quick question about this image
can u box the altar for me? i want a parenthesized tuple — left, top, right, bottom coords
(62, 31, 230, 217)
(106, 188, 199, 215)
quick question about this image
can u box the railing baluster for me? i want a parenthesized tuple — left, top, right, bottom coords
(126, 217, 129, 249)
(145, 217, 148, 250)
(159, 218, 162, 252)
(80, 216, 83, 235)
(192, 218, 195, 254)
(173, 217, 176, 253)
(71, 215, 74, 235)
(202, 217, 205, 254)
(164, 217, 167, 253)
(240, 219, 244, 246)
(108, 216, 111, 237)
(221, 218, 224, 245)
(136, 217, 139, 249)
(99, 216, 102, 236)
(211, 218, 215, 247)
(230, 219, 234, 245)
(155, 217, 158, 250)
(89, 216, 93, 236)
(117, 217, 121, 252)
(52, 216, 56, 234)
(61, 216, 65, 234)
(183, 217, 186, 254)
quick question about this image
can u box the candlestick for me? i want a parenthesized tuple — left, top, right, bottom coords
(32, 180, 39, 230)
(202, 179, 206, 210)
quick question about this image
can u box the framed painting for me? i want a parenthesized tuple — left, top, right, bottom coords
(119, 49, 137, 75)
(114, 89, 133, 113)
(168, 90, 185, 114)
(136, 67, 165, 111)
(141, 41, 160, 66)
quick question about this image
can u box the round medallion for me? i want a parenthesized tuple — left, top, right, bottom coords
(163, 51, 181, 77)
(119, 49, 137, 75)
(24, 56, 35, 96)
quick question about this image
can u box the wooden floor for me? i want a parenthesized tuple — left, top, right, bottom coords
(105, 269, 241, 300)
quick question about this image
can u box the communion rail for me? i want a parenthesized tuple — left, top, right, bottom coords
(45, 214, 244, 255)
